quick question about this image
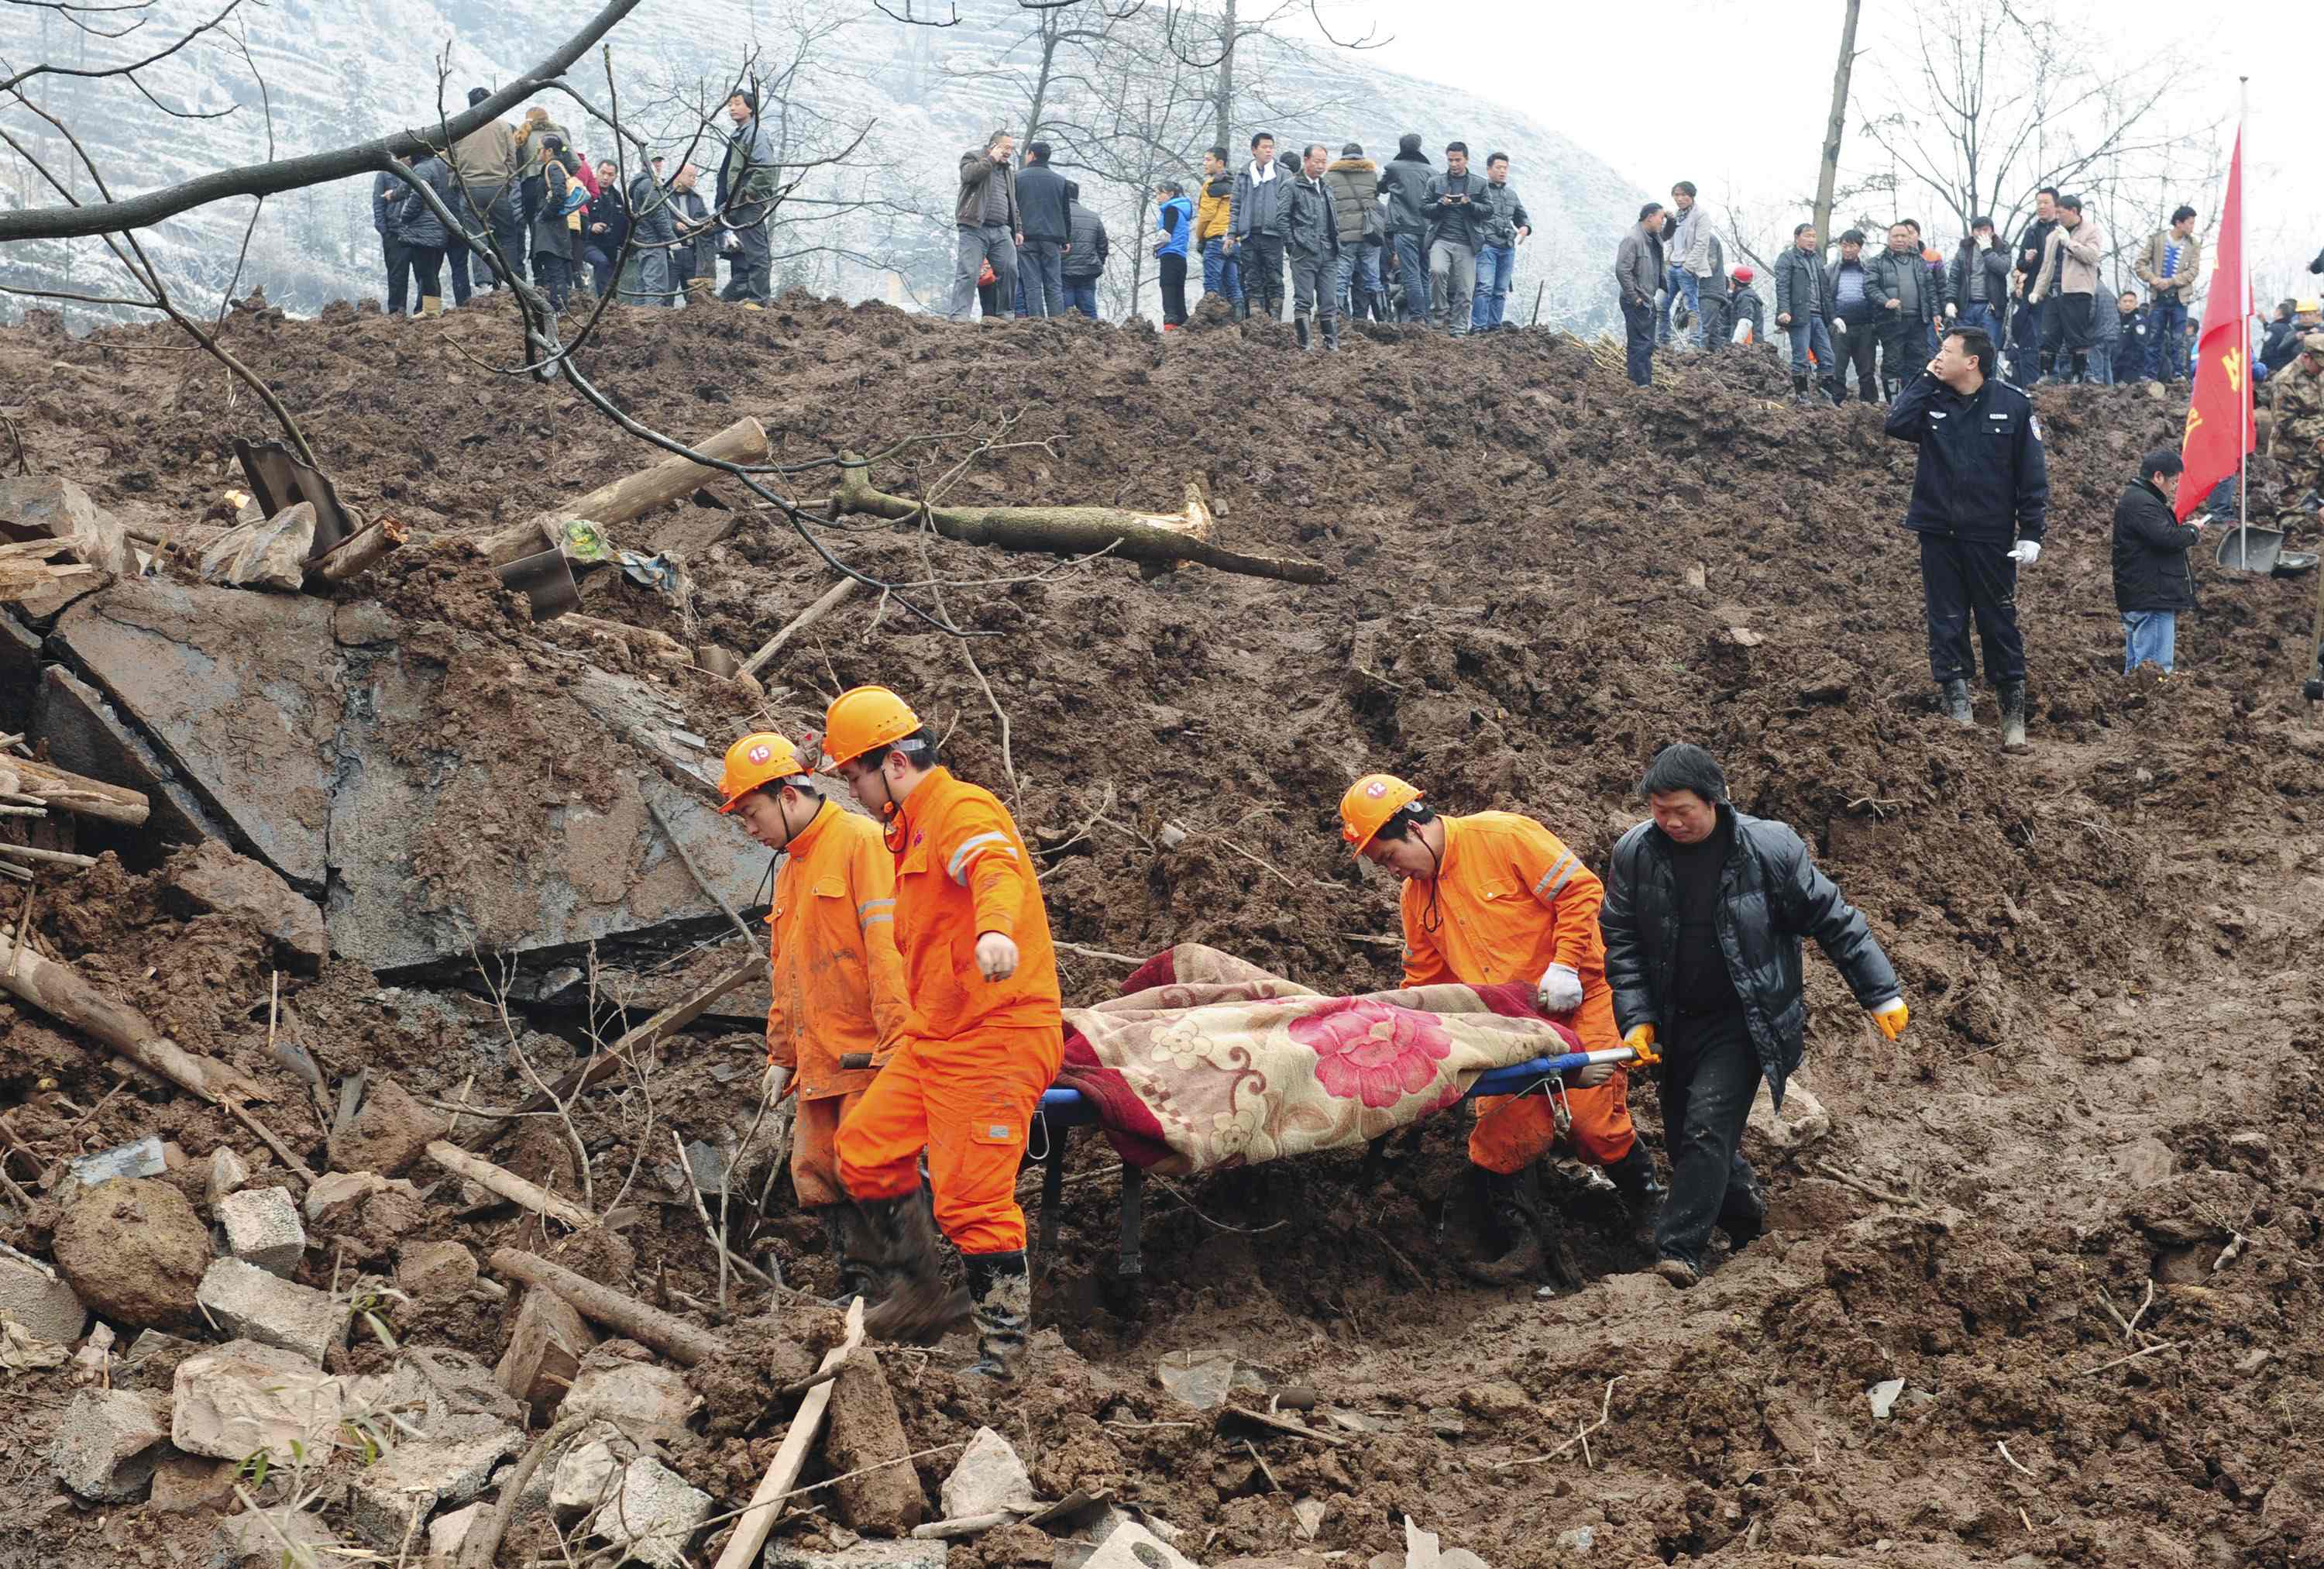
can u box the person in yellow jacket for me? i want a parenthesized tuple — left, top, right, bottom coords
(718, 733, 911, 1306)
(1339, 774, 1660, 1289)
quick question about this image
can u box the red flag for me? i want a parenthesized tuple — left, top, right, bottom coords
(2176, 127, 2252, 520)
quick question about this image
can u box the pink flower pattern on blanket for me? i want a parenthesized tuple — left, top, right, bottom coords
(1289, 999, 1455, 1109)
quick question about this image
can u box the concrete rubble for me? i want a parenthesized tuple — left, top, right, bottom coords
(346, 1417, 526, 1548)
(215, 1185, 307, 1277)
(50, 1387, 171, 1502)
(193, 1258, 350, 1364)
(205, 1146, 252, 1206)
(496, 1285, 594, 1421)
(206, 1505, 336, 1569)
(170, 1340, 368, 1461)
(583, 1454, 713, 1569)
(942, 1426, 1040, 1519)
(765, 1544, 951, 1569)
(563, 1356, 694, 1440)
(395, 1238, 480, 1299)
(0, 1240, 89, 1345)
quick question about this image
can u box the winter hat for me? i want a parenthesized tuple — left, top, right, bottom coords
(1731, 266, 1755, 283)
(1398, 132, 1423, 157)
(1341, 141, 1363, 157)
(467, 87, 491, 108)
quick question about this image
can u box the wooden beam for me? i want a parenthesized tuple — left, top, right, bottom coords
(0, 756, 150, 827)
(480, 417, 770, 566)
(0, 929, 267, 1105)
(486, 1247, 727, 1367)
(426, 1141, 594, 1230)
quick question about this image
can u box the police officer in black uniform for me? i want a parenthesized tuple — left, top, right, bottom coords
(1883, 323, 2051, 748)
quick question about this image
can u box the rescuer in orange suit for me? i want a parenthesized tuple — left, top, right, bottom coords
(718, 731, 910, 1308)
(1339, 773, 1662, 1289)
(817, 686, 1063, 1380)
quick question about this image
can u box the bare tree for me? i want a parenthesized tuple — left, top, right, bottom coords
(1161, 0, 1387, 154)
(1812, 0, 1862, 253)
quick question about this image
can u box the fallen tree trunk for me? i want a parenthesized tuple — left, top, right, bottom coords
(427, 1141, 594, 1230)
(831, 457, 1329, 585)
(741, 576, 861, 678)
(487, 1247, 725, 1366)
(481, 417, 770, 566)
(0, 756, 151, 827)
(0, 930, 267, 1105)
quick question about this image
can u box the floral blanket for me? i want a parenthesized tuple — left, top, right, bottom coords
(1055, 944, 1580, 1175)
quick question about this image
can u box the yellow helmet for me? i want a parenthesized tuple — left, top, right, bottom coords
(820, 686, 923, 769)
(717, 732, 806, 814)
(1339, 774, 1422, 852)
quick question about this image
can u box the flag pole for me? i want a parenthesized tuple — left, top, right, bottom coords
(2236, 76, 2250, 569)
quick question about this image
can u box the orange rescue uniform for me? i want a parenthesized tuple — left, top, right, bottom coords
(765, 800, 912, 1207)
(1397, 812, 1637, 1174)
(834, 766, 1064, 1255)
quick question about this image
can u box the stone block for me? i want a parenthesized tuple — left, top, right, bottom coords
(551, 1433, 629, 1516)
(207, 1506, 336, 1569)
(346, 1417, 524, 1549)
(162, 840, 328, 975)
(565, 1359, 693, 1440)
(50, 1387, 170, 1501)
(35, 665, 229, 857)
(430, 1501, 490, 1562)
(495, 1286, 594, 1422)
(149, 1451, 239, 1512)
(194, 1257, 349, 1364)
(941, 1426, 1038, 1519)
(583, 1456, 711, 1569)
(171, 1340, 359, 1461)
(380, 1344, 522, 1429)
(0, 1239, 88, 1344)
(216, 1185, 306, 1278)
(206, 1147, 252, 1207)
(395, 1239, 478, 1299)
(327, 1075, 441, 1176)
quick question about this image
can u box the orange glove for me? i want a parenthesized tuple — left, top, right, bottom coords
(1871, 998, 1910, 1041)
(1623, 1024, 1659, 1067)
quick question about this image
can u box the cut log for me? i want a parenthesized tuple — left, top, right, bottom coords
(486, 1247, 726, 1367)
(0, 929, 267, 1105)
(712, 1297, 865, 1569)
(425, 1141, 593, 1230)
(305, 515, 408, 587)
(831, 458, 1329, 584)
(741, 577, 861, 678)
(0, 755, 150, 827)
(480, 417, 770, 566)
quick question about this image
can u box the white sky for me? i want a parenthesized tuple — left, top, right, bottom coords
(1326, 0, 2319, 294)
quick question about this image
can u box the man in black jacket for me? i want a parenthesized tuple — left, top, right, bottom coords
(581, 160, 627, 301)
(2113, 449, 2205, 674)
(1014, 142, 1072, 319)
(1284, 143, 1342, 351)
(1423, 142, 1494, 338)
(1885, 325, 2051, 745)
(1060, 181, 1108, 320)
(1231, 130, 1292, 321)
(1374, 132, 1433, 323)
(2010, 188, 2062, 382)
(1601, 745, 1906, 1289)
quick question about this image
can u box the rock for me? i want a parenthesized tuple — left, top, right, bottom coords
(395, 1239, 478, 1299)
(431, 1501, 490, 1561)
(380, 1345, 523, 1427)
(150, 1451, 239, 1512)
(2155, 1244, 2210, 1284)
(64, 1134, 169, 1192)
(302, 1168, 419, 1223)
(2260, 1464, 2324, 1531)
(171, 1340, 361, 1460)
(552, 1433, 630, 1516)
(328, 1076, 441, 1177)
(347, 1417, 526, 1548)
(194, 1258, 350, 1364)
(1555, 1526, 1597, 1553)
(565, 1357, 691, 1440)
(50, 1387, 170, 1501)
(206, 1147, 253, 1207)
(216, 1186, 306, 1278)
(1748, 1074, 1832, 1151)
(1425, 1407, 1466, 1438)
(1154, 1348, 1237, 1410)
(53, 1176, 213, 1329)
(764, 1543, 948, 1569)
(1456, 1381, 1528, 1421)
(496, 1286, 595, 1422)
(207, 1506, 337, 1569)
(2114, 1136, 2176, 1189)
(1867, 1378, 1906, 1419)
(941, 1426, 1039, 1520)
(826, 1348, 926, 1533)
(1084, 1519, 1198, 1569)
(0, 476, 133, 573)
(0, 1239, 89, 1344)
(162, 840, 329, 975)
(583, 1456, 711, 1569)
(119, 1328, 205, 1391)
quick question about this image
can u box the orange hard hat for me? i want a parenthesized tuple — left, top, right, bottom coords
(1921, 246, 1942, 263)
(718, 732, 806, 813)
(821, 685, 923, 769)
(1339, 773, 1422, 852)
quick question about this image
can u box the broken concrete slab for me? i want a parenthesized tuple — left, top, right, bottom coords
(207, 1505, 337, 1569)
(380, 1344, 524, 1429)
(496, 1285, 594, 1422)
(0, 608, 40, 735)
(395, 1239, 479, 1299)
(431, 1500, 490, 1561)
(50, 1387, 170, 1501)
(551, 1431, 630, 1516)
(170, 1339, 363, 1461)
(941, 1426, 1039, 1521)
(118, 1328, 204, 1391)
(206, 1146, 252, 1207)
(33, 665, 227, 857)
(194, 1257, 349, 1364)
(1085, 1520, 1199, 1569)
(162, 840, 329, 975)
(0, 475, 134, 575)
(583, 1455, 712, 1569)
(327, 1075, 441, 1176)
(0, 1239, 88, 1345)
(347, 1417, 525, 1549)
(216, 1185, 306, 1277)
(564, 1358, 693, 1440)
(765, 1542, 951, 1569)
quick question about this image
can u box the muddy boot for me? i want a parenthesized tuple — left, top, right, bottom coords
(1999, 680, 2028, 748)
(816, 1206, 878, 1308)
(1294, 316, 1312, 351)
(1604, 1142, 1663, 1257)
(1719, 1154, 1768, 1254)
(1322, 316, 1340, 353)
(419, 295, 443, 318)
(1940, 677, 1975, 727)
(961, 1251, 1030, 1381)
(1652, 1255, 1700, 1289)
(1790, 372, 1813, 405)
(1465, 1168, 1580, 1290)
(856, 1189, 961, 1342)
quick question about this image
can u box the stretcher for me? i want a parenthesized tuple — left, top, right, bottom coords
(1030, 1046, 1638, 1275)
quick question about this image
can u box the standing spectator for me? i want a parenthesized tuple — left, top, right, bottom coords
(1195, 147, 1240, 311)
(1061, 180, 1108, 320)
(1949, 218, 2010, 342)
(2030, 194, 2106, 383)
(392, 143, 459, 318)
(1773, 223, 1836, 406)
(2266, 332, 2324, 525)
(619, 159, 676, 308)
(2134, 205, 2202, 384)
(581, 159, 627, 302)
(950, 129, 1020, 322)
(1883, 325, 2049, 746)
(1615, 204, 1666, 388)
(2113, 449, 2204, 675)
(1708, 266, 1762, 349)
(669, 164, 715, 304)
(514, 107, 570, 243)
(2260, 299, 2303, 377)
(1322, 142, 1383, 323)
(1662, 181, 1715, 347)
(1375, 132, 1434, 324)
(1472, 151, 1531, 332)
(1826, 229, 1880, 403)
(1153, 181, 1193, 328)
(372, 162, 414, 317)
(1014, 142, 1072, 319)
(527, 135, 580, 312)
(2105, 290, 2150, 386)
(1599, 744, 1906, 1290)
(717, 92, 779, 308)
(2011, 188, 2062, 381)
(1423, 142, 1493, 338)
(1868, 222, 1944, 399)
(1232, 131, 1291, 321)
(447, 87, 526, 302)
(1284, 143, 1342, 352)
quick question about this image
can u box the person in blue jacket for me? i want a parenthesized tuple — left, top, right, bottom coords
(1153, 180, 1194, 328)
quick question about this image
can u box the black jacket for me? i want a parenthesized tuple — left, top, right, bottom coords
(1601, 805, 1899, 1107)
(1375, 146, 1433, 238)
(1423, 169, 1495, 250)
(2013, 216, 2059, 291)
(1866, 246, 1944, 326)
(2261, 318, 2304, 375)
(1015, 160, 1072, 243)
(393, 156, 458, 250)
(1284, 174, 1342, 260)
(1062, 201, 1109, 278)
(2112, 477, 2202, 612)
(1949, 243, 2013, 313)
(1883, 370, 2051, 544)
(585, 183, 630, 258)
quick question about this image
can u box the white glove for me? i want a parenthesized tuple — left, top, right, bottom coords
(1537, 962, 1583, 1014)
(1834, 318, 1847, 334)
(2009, 540, 2041, 566)
(761, 1064, 792, 1106)
(1945, 301, 1958, 318)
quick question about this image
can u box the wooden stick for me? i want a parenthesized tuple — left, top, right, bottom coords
(2073, 1340, 2186, 1378)
(1996, 1440, 2036, 1478)
(741, 576, 861, 678)
(0, 757, 150, 826)
(0, 928, 266, 1104)
(486, 1247, 727, 1367)
(711, 1296, 865, 1569)
(482, 416, 770, 566)
(305, 514, 407, 586)
(0, 842, 97, 869)
(911, 1512, 1016, 1541)
(1490, 1378, 1624, 1470)
(457, 1413, 592, 1569)
(1222, 1406, 1347, 1447)
(429, 1141, 594, 1230)
(226, 1099, 312, 1189)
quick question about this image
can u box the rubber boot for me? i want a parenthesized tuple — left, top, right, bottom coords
(1322, 315, 1340, 353)
(1790, 372, 1813, 406)
(856, 1189, 962, 1342)
(1604, 1141, 1662, 1258)
(2069, 350, 2089, 384)
(1294, 315, 1312, 351)
(1999, 680, 2028, 748)
(2037, 349, 2054, 383)
(1941, 677, 1975, 727)
(816, 1205, 878, 1308)
(1719, 1154, 1769, 1254)
(961, 1251, 1030, 1381)
(1464, 1168, 1580, 1290)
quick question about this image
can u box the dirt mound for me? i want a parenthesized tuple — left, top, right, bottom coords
(2, 294, 2322, 1566)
